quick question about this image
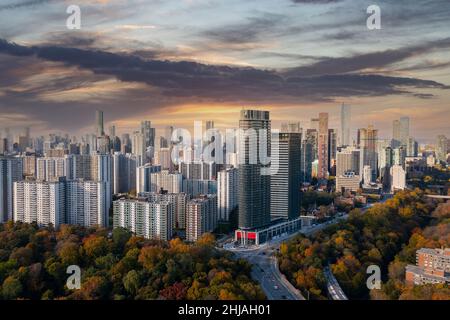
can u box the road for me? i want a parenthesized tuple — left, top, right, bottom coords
(225, 218, 351, 300)
(224, 215, 352, 300)
(324, 266, 348, 300)
(222, 198, 392, 300)
(231, 242, 305, 300)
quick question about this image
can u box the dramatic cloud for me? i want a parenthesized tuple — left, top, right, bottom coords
(285, 38, 450, 76)
(0, 39, 447, 105)
(1, 0, 449, 138)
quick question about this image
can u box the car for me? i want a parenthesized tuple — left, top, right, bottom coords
(274, 285, 279, 290)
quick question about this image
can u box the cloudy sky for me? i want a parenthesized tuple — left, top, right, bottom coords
(0, 0, 449, 142)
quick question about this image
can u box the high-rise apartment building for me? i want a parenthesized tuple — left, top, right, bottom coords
(238, 110, 271, 230)
(112, 152, 137, 194)
(13, 179, 65, 228)
(66, 179, 111, 227)
(36, 157, 72, 181)
(270, 132, 301, 220)
(186, 194, 218, 242)
(336, 147, 362, 177)
(182, 179, 217, 198)
(180, 161, 217, 180)
(14, 175, 125, 229)
(335, 147, 362, 192)
(113, 198, 173, 241)
(0, 156, 23, 222)
(69, 154, 112, 183)
(390, 165, 406, 192)
(217, 167, 238, 222)
(136, 164, 162, 194)
(150, 170, 183, 194)
(22, 155, 36, 177)
(140, 191, 187, 229)
(154, 147, 172, 171)
(363, 165, 372, 185)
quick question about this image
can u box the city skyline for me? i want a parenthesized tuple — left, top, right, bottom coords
(0, 0, 450, 140)
(0, 106, 446, 145)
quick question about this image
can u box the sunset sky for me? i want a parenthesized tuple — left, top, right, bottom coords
(0, 0, 449, 142)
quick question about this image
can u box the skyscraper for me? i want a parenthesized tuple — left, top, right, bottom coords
(95, 110, 104, 137)
(406, 137, 418, 157)
(238, 110, 271, 230)
(270, 131, 301, 220)
(0, 156, 23, 222)
(392, 117, 410, 147)
(112, 152, 137, 194)
(394, 146, 406, 168)
(436, 135, 448, 163)
(301, 129, 317, 182)
(140, 120, 155, 161)
(217, 167, 238, 221)
(340, 103, 351, 146)
(317, 113, 329, 179)
(400, 117, 410, 146)
(132, 131, 146, 166)
(357, 125, 378, 180)
(328, 128, 337, 175)
(392, 120, 401, 148)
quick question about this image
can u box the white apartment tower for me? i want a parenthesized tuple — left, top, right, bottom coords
(217, 167, 238, 221)
(390, 165, 406, 192)
(136, 164, 161, 194)
(13, 179, 65, 228)
(66, 180, 111, 227)
(113, 198, 173, 241)
(186, 195, 218, 242)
